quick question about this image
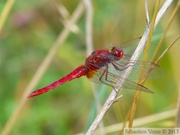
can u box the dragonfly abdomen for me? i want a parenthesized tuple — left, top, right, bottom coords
(28, 65, 86, 98)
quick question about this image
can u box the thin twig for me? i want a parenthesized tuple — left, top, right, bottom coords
(85, 0, 174, 134)
(1, 2, 84, 135)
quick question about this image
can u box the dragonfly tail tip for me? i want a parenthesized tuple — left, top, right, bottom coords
(27, 93, 36, 98)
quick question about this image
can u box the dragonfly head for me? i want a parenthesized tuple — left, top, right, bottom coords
(111, 47, 124, 60)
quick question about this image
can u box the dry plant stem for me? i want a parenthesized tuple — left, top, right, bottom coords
(128, 36, 180, 130)
(128, 0, 161, 128)
(129, 8, 179, 128)
(83, 0, 105, 134)
(102, 109, 176, 134)
(119, 106, 131, 135)
(85, 0, 174, 134)
(155, 36, 180, 63)
(0, 0, 15, 33)
(156, 36, 180, 128)
(152, 0, 180, 61)
(76, 109, 176, 135)
(56, 2, 80, 34)
(1, 2, 84, 135)
(128, 91, 141, 128)
(139, 36, 180, 85)
(175, 36, 180, 127)
(144, 0, 150, 24)
(176, 78, 180, 127)
(83, 0, 94, 55)
(56, 1, 70, 19)
(144, 0, 161, 60)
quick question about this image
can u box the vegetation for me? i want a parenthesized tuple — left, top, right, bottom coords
(0, 0, 179, 134)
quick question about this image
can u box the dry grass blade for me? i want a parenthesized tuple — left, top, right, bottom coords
(155, 36, 180, 64)
(176, 78, 180, 127)
(1, 2, 84, 135)
(152, 0, 180, 62)
(104, 109, 176, 134)
(127, 36, 179, 130)
(0, 0, 15, 33)
(83, 0, 106, 134)
(144, 0, 150, 24)
(83, 0, 94, 56)
(128, 35, 180, 130)
(128, 0, 161, 128)
(76, 109, 176, 135)
(118, 108, 131, 135)
(139, 35, 179, 84)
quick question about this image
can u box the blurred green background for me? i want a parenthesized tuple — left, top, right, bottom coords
(0, 0, 180, 134)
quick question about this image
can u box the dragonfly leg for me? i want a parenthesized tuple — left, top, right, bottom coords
(112, 61, 135, 71)
(99, 66, 118, 93)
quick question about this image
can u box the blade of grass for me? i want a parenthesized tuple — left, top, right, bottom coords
(0, 0, 15, 33)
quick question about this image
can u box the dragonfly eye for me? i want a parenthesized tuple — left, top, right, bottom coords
(111, 47, 124, 59)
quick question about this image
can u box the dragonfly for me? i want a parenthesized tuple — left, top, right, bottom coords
(27, 39, 163, 98)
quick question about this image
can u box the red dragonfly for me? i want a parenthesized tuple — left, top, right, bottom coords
(28, 39, 162, 98)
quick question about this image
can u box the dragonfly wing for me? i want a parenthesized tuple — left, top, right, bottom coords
(118, 76, 154, 93)
(88, 67, 154, 94)
(108, 37, 141, 56)
(109, 58, 164, 81)
(127, 60, 164, 80)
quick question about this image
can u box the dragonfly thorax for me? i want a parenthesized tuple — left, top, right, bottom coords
(110, 47, 124, 61)
(85, 49, 110, 70)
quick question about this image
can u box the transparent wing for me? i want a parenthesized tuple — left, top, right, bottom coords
(88, 67, 154, 93)
(106, 38, 164, 81)
(110, 57, 164, 81)
(107, 37, 141, 56)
